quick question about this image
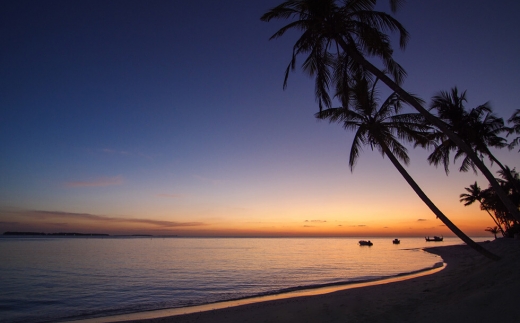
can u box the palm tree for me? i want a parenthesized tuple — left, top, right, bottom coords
(428, 88, 520, 201)
(459, 182, 505, 236)
(317, 76, 499, 260)
(261, 0, 520, 221)
(428, 88, 508, 174)
(507, 109, 520, 152)
(478, 168, 520, 236)
(485, 226, 500, 239)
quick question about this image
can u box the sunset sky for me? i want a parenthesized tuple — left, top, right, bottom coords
(1, 0, 519, 237)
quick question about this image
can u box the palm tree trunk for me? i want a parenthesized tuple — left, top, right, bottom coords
(336, 38, 520, 224)
(486, 149, 520, 194)
(378, 141, 500, 260)
(482, 206, 506, 236)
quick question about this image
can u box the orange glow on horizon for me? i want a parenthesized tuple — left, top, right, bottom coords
(0, 209, 495, 238)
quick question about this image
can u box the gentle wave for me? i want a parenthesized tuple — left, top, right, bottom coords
(0, 237, 483, 323)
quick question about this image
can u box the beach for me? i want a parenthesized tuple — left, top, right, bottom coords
(118, 238, 519, 323)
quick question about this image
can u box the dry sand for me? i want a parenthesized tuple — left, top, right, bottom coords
(120, 238, 519, 323)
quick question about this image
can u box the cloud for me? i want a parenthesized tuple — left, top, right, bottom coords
(304, 220, 327, 223)
(303, 225, 314, 228)
(417, 219, 428, 222)
(357, 225, 367, 227)
(65, 176, 124, 188)
(26, 210, 204, 228)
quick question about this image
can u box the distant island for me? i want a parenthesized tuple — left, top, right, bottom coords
(3, 231, 109, 236)
(2, 232, 178, 237)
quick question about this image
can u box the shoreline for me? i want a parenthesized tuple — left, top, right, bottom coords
(115, 238, 519, 323)
(63, 238, 520, 323)
(64, 260, 445, 323)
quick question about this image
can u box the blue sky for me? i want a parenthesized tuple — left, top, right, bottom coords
(1, 0, 519, 236)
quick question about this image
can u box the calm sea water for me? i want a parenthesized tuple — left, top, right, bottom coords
(0, 236, 486, 323)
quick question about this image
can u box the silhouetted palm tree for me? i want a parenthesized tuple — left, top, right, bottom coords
(507, 109, 520, 152)
(261, 0, 520, 222)
(428, 88, 520, 216)
(459, 182, 505, 236)
(428, 88, 508, 174)
(485, 226, 500, 239)
(317, 76, 499, 260)
(478, 168, 520, 236)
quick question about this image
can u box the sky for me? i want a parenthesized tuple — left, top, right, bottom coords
(1, 0, 519, 237)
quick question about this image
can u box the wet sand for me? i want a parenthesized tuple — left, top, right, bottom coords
(115, 238, 519, 323)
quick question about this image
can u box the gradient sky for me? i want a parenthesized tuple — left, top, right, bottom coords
(1, 0, 519, 237)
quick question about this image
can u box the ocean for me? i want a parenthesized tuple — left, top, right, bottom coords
(0, 236, 487, 323)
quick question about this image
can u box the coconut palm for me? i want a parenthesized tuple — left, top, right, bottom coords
(261, 0, 520, 221)
(479, 168, 520, 236)
(317, 76, 499, 260)
(485, 226, 500, 239)
(428, 88, 508, 174)
(459, 182, 505, 236)
(507, 109, 520, 152)
(428, 88, 520, 202)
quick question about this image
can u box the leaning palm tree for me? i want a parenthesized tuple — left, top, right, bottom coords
(459, 182, 505, 236)
(428, 88, 508, 174)
(428, 88, 520, 201)
(507, 109, 520, 152)
(261, 0, 520, 221)
(317, 76, 499, 260)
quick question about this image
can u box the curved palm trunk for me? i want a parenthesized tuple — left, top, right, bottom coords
(486, 149, 520, 194)
(337, 38, 520, 224)
(481, 205, 506, 236)
(378, 141, 500, 261)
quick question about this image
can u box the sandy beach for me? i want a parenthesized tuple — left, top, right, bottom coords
(117, 238, 519, 323)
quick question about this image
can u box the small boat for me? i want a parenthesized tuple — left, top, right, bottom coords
(392, 238, 400, 244)
(425, 236, 443, 242)
(359, 240, 373, 246)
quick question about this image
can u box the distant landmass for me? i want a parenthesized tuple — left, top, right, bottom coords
(3, 231, 109, 236)
(2, 232, 178, 237)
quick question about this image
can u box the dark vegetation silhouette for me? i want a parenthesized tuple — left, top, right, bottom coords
(261, 0, 520, 225)
(460, 169, 520, 238)
(316, 75, 499, 260)
(485, 226, 500, 239)
(507, 109, 520, 151)
(460, 182, 506, 237)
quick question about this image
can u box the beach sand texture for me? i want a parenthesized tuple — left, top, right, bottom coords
(119, 238, 519, 323)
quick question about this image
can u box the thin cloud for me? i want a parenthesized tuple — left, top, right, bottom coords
(27, 210, 204, 228)
(417, 219, 428, 222)
(65, 176, 124, 188)
(304, 220, 327, 223)
(357, 225, 367, 227)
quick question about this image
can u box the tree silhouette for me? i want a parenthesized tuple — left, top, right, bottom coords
(317, 75, 499, 260)
(485, 226, 500, 239)
(507, 109, 520, 152)
(261, 0, 520, 221)
(428, 88, 508, 174)
(459, 182, 505, 236)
